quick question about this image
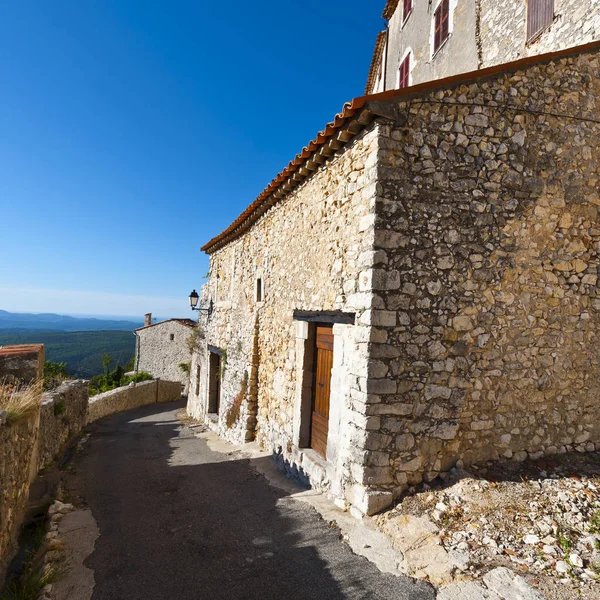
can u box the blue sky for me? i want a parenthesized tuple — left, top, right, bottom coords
(0, 1, 382, 318)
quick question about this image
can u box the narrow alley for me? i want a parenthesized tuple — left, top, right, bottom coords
(60, 401, 434, 600)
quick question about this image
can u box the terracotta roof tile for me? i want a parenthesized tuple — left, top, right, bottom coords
(201, 40, 600, 255)
(0, 344, 44, 357)
(382, 0, 400, 20)
(135, 318, 196, 332)
(365, 31, 387, 95)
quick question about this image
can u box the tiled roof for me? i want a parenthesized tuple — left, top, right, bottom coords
(135, 319, 196, 332)
(365, 31, 387, 95)
(0, 344, 44, 357)
(201, 40, 600, 255)
(382, 0, 400, 20)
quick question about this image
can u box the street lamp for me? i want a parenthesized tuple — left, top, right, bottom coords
(189, 290, 213, 316)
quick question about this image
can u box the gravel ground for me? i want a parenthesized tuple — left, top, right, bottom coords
(377, 452, 600, 600)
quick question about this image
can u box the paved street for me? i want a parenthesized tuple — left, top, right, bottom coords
(63, 400, 435, 600)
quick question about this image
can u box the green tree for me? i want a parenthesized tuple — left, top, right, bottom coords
(102, 352, 113, 378)
(43, 360, 68, 391)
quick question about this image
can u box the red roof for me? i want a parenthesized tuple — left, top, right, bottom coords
(0, 344, 44, 358)
(382, 0, 400, 20)
(135, 319, 196, 332)
(201, 40, 600, 255)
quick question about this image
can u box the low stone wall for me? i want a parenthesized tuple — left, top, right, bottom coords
(87, 380, 182, 424)
(37, 380, 89, 471)
(0, 414, 39, 585)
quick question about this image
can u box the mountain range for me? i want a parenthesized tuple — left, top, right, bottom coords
(0, 310, 142, 332)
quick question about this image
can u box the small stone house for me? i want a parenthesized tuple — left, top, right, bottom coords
(134, 314, 196, 391)
(366, 0, 600, 94)
(187, 41, 600, 516)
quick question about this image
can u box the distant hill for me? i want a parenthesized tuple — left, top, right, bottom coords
(0, 309, 142, 332)
(0, 330, 136, 378)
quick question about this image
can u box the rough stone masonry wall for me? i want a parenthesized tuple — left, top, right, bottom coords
(189, 127, 389, 513)
(0, 414, 39, 585)
(37, 380, 89, 471)
(87, 379, 182, 424)
(136, 321, 193, 388)
(480, 0, 600, 68)
(365, 48, 600, 497)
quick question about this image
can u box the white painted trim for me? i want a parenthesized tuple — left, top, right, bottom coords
(396, 47, 414, 89)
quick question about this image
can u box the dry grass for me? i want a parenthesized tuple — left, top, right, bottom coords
(0, 378, 42, 425)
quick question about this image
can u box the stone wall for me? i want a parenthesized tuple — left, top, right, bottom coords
(0, 345, 44, 384)
(135, 320, 193, 390)
(37, 380, 89, 471)
(188, 126, 387, 514)
(87, 379, 182, 423)
(364, 47, 600, 499)
(480, 0, 600, 67)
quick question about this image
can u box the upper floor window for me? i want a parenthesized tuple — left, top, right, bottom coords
(433, 0, 450, 54)
(403, 0, 413, 23)
(256, 277, 263, 303)
(398, 52, 411, 89)
(527, 0, 554, 43)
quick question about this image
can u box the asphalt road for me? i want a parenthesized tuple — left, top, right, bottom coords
(64, 400, 435, 600)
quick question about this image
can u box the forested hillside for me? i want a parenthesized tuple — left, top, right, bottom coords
(0, 330, 136, 378)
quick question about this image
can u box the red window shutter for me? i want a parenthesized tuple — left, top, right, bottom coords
(527, 0, 554, 42)
(403, 0, 413, 21)
(434, 0, 450, 53)
(399, 54, 411, 89)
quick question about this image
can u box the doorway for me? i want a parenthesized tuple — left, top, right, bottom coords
(310, 325, 333, 458)
(208, 352, 221, 414)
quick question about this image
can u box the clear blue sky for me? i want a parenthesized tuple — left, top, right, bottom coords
(0, 1, 382, 318)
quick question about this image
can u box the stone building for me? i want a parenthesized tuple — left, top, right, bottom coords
(366, 0, 600, 94)
(134, 313, 196, 391)
(188, 41, 600, 516)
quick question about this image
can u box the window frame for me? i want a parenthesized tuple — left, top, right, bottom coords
(397, 50, 412, 89)
(433, 0, 450, 57)
(526, 0, 555, 44)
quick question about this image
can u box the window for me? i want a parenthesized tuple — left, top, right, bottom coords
(195, 365, 200, 396)
(403, 0, 413, 23)
(527, 0, 554, 42)
(398, 53, 411, 89)
(169, 333, 174, 341)
(256, 278, 263, 303)
(433, 0, 450, 54)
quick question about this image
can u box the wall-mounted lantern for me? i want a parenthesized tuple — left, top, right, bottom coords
(189, 289, 213, 317)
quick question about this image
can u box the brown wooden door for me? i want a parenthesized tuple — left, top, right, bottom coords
(310, 326, 333, 458)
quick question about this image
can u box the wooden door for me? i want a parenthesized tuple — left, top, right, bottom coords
(310, 326, 334, 458)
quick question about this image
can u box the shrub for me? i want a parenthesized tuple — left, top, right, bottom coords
(43, 361, 68, 391)
(178, 362, 191, 376)
(0, 378, 42, 425)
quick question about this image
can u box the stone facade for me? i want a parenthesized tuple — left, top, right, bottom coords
(192, 44, 600, 515)
(87, 379, 182, 423)
(364, 46, 600, 502)
(135, 319, 195, 391)
(480, 0, 600, 68)
(368, 0, 600, 93)
(188, 126, 383, 513)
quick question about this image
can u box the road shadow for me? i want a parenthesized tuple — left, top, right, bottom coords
(61, 400, 434, 600)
